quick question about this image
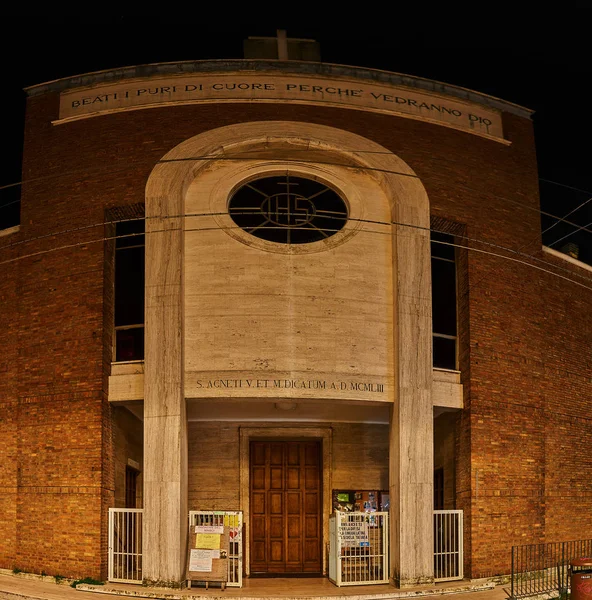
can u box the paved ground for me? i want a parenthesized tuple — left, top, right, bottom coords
(0, 573, 513, 600)
(0, 574, 97, 600)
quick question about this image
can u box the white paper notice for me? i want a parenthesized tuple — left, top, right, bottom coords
(192, 548, 220, 559)
(339, 521, 369, 547)
(195, 525, 224, 534)
(189, 549, 212, 572)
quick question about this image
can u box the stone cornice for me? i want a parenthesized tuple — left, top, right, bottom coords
(24, 59, 533, 118)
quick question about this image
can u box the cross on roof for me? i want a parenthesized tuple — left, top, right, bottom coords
(245, 29, 319, 61)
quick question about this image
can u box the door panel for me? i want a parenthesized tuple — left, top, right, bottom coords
(249, 440, 321, 574)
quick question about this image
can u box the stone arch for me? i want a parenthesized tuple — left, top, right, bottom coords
(146, 121, 429, 225)
(143, 121, 433, 585)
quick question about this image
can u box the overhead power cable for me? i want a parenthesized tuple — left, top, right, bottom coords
(0, 152, 592, 241)
(547, 220, 592, 249)
(539, 196, 592, 240)
(1, 213, 591, 292)
(467, 193, 592, 291)
(2, 204, 591, 285)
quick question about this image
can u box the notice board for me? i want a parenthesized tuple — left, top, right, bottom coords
(186, 524, 230, 589)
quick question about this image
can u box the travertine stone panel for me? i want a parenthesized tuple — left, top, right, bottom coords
(389, 172, 434, 585)
(57, 73, 504, 141)
(390, 391, 433, 585)
(143, 413, 187, 585)
(183, 158, 394, 403)
(108, 367, 143, 401)
(433, 369, 463, 409)
(108, 366, 461, 408)
(144, 161, 187, 585)
(332, 423, 389, 490)
(187, 422, 240, 510)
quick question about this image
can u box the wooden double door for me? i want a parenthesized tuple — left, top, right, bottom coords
(250, 440, 322, 574)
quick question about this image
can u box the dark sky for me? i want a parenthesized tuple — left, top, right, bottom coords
(1, 16, 590, 265)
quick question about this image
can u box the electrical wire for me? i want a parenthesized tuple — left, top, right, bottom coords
(539, 177, 592, 197)
(517, 195, 592, 254)
(467, 193, 592, 292)
(3, 206, 591, 287)
(0, 153, 590, 289)
(0, 151, 591, 240)
(1, 213, 591, 292)
(547, 220, 592, 249)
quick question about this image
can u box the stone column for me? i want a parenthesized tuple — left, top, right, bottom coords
(143, 177, 188, 586)
(389, 203, 434, 586)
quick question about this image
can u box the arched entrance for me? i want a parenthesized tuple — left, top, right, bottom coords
(143, 121, 433, 586)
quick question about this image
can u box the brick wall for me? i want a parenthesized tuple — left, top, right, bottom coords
(2, 88, 589, 580)
(0, 237, 18, 569)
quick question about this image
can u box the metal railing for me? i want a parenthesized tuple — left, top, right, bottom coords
(511, 539, 592, 598)
(434, 510, 464, 582)
(189, 510, 243, 587)
(108, 508, 143, 584)
(329, 512, 389, 586)
(106, 507, 466, 586)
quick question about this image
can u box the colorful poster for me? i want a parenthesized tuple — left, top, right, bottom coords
(224, 514, 239, 527)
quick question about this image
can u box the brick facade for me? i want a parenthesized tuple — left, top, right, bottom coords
(0, 69, 590, 581)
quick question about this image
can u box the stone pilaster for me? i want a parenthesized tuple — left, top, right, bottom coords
(143, 170, 188, 586)
(389, 202, 434, 586)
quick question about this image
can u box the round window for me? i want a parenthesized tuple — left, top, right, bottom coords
(228, 175, 348, 244)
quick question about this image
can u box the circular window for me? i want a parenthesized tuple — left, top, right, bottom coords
(228, 175, 348, 244)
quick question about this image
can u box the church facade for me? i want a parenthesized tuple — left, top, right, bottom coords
(1, 51, 590, 588)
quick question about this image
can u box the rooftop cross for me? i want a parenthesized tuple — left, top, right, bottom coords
(244, 29, 320, 61)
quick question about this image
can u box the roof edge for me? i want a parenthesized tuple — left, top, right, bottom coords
(24, 59, 534, 119)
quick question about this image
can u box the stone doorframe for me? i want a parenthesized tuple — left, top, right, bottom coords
(239, 425, 333, 576)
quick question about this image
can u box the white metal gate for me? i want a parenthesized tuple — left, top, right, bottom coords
(108, 508, 143, 584)
(434, 510, 463, 582)
(329, 512, 389, 586)
(189, 510, 243, 587)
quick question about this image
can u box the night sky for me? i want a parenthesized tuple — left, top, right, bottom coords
(1, 17, 590, 266)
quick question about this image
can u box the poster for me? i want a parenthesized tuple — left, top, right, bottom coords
(224, 514, 239, 527)
(196, 533, 221, 549)
(189, 549, 212, 572)
(195, 525, 224, 534)
(186, 524, 230, 584)
(339, 520, 369, 547)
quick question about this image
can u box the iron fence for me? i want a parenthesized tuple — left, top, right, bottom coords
(108, 508, 143, 584)
(434, 510, 464, 582)
(511, 539, 592, 599)
(329, 512, 389, 586)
